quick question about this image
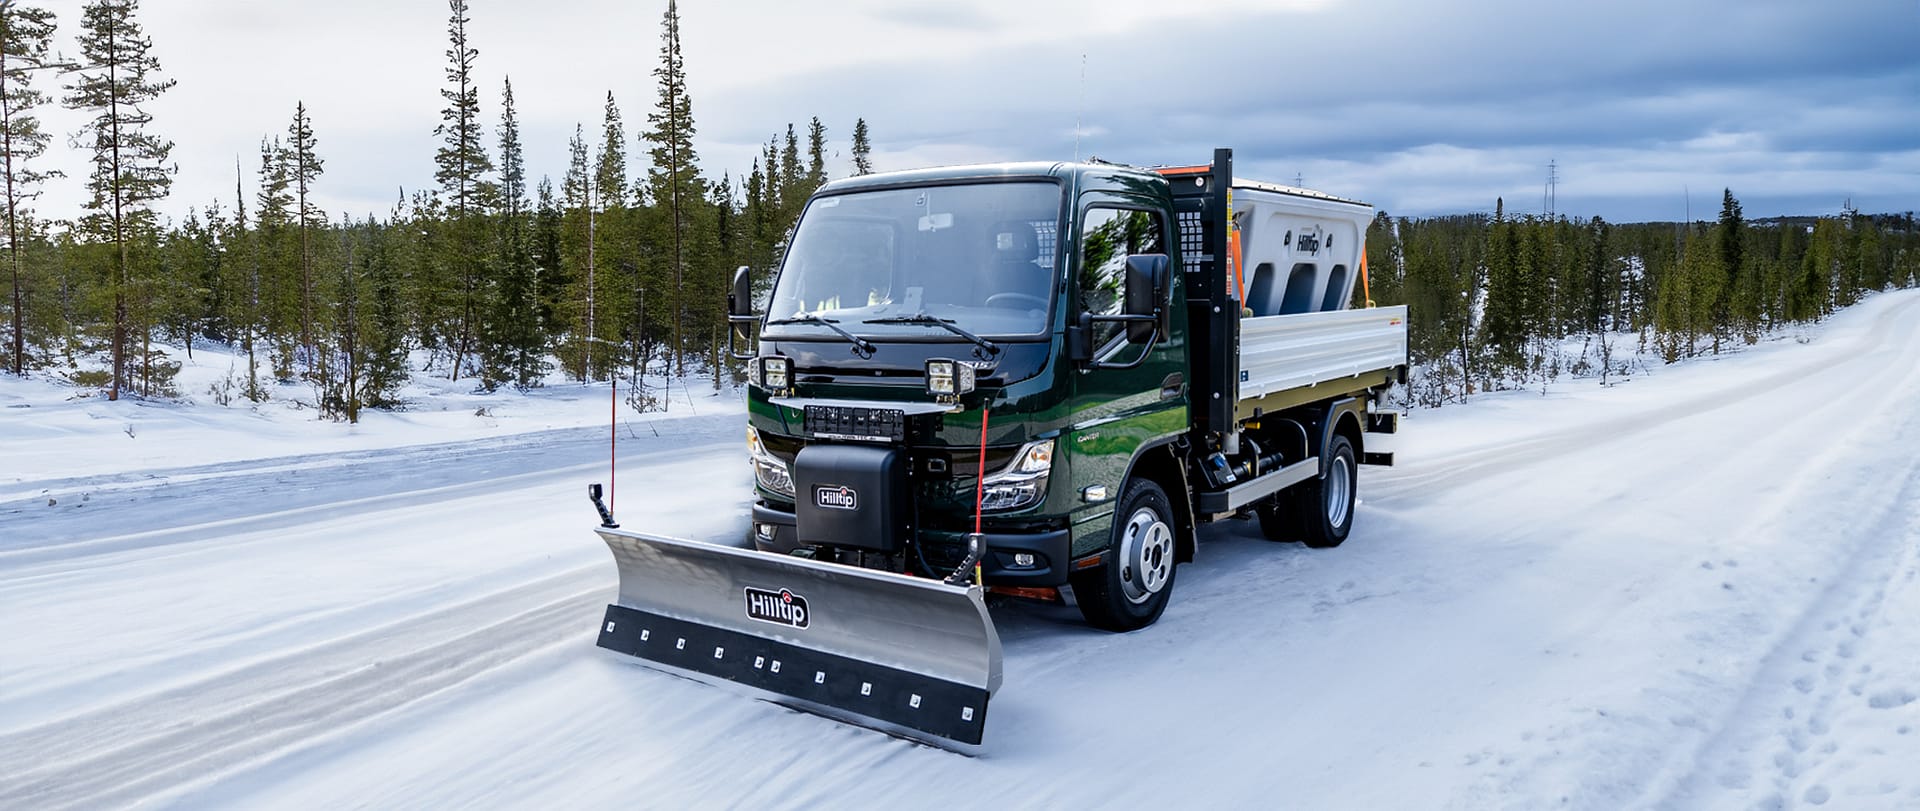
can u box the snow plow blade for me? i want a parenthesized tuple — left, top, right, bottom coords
(594, 526, 1003, 748)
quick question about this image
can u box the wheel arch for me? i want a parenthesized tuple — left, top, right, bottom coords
(1120, 438, 1197, 564)
(1317, 397, 1367, 474)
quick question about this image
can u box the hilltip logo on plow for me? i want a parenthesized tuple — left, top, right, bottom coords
(745, 586, 810, 628)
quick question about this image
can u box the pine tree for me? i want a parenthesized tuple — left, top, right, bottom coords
(485, 76, 545, 389)
(806, 116, 827, 189)
(708, 172, 735, 389)
(254, 135, 298, 378)
(780, 124, 802, 217)
(2, 1, 62, 376)
(1481, 198, 1526, 369)
(593, 94, 633, 380)
(230, 156, 264, 401)
(597, 92, 627, 203)
(359, 199, 412, 408)
(559, 122, 596, 380)
(432, 0, 496, 379)
(64, 0, 175, 400)
(1711, 188, 1744, 352)
(642, 0, 706, 379)
(849, 117, 873, 176)
(531, 175, 564, 345)
(287, 101, 324, 367)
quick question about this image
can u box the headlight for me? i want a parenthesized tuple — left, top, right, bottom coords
(979, 438, 1054, 512)
(747, 425, 795, 497)
(925, 358, 975, 401)
(758, 356, 792, 393)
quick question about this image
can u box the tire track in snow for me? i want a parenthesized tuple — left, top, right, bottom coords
(0, 565, 607, 811)
(0, 416, 739, 566)
(1651, 398, 1920, 808)
(1368, 292, 1920, 500)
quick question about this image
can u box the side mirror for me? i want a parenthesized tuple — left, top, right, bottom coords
(727, 266, 759, 361)
(1123, 254, 1170, 344)
(728, 266, 753, 317)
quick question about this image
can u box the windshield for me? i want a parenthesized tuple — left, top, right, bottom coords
(766, 181, 1062, 339)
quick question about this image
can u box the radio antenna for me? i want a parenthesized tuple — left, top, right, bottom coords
(1073, 53, 1087, 161)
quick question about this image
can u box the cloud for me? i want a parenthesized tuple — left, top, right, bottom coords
(26, 0, 1919, 226)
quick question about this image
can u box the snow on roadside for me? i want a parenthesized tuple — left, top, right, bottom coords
(1, 343, 744, 488)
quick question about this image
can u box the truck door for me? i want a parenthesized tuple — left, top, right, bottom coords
(1063, 197, 1189, 560)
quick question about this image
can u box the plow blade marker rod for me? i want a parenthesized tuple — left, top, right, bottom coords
(595, 527, 1003, 747)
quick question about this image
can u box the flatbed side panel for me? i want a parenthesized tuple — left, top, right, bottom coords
(1237, 305, 1408, 402)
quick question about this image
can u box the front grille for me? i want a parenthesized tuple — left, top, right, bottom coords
(804, 405, 906, 442)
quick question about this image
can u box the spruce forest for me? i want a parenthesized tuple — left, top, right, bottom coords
(3, 1, 1917, 421)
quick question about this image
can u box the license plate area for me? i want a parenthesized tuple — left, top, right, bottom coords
(804, 405, 906, 443)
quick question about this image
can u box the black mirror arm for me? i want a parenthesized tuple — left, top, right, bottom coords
(727, 266, 761, 360)
(1083, 312, 1161, 370)
(726, 314, 760, 361)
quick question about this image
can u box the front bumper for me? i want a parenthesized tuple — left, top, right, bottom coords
(750, 501, 1071, 587)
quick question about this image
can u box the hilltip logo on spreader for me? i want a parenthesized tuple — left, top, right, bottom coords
(813, 484, 858, 511)
(744, 587, 810, 628)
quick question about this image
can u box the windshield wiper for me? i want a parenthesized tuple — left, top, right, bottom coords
(863, 313, 1000, 357)
(766, 314, 875, 358)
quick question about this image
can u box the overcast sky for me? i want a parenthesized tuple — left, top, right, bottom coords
(30, 0, 1920, 225)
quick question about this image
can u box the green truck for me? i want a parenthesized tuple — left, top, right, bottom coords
(590, 148, 1407, 750)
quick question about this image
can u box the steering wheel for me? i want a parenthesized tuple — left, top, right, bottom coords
(985, 292, 1047, 310)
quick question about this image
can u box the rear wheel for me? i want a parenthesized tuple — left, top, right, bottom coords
(1297, 434, 1357, 548)
(1073, 478, 1178, 631)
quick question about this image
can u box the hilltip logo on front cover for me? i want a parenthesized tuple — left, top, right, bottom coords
(745, 587, 809, 628)
(813, 484, 858, 511)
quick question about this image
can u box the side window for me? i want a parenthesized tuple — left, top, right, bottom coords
(1078, 206, 1167, 347)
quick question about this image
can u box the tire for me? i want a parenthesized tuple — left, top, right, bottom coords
(1297, 433, 1357, 549)
(1072, 478, 1179, 631)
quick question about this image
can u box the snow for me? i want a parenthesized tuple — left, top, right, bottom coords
(4, 290, 1919, 809)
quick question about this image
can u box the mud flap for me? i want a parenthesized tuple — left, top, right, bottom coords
(594, 527, 1003, 748)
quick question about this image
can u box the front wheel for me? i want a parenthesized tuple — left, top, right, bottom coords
(1073, 479, 1178, 631)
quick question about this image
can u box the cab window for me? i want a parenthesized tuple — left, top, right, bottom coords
(1079, 206, 1167, 347)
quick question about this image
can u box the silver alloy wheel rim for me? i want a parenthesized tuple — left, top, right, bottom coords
(1118, 506, 1174, 604)
(1326, 454, 1352, 528)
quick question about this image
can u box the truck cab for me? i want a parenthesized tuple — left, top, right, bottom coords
(734, 149, 1406, 631)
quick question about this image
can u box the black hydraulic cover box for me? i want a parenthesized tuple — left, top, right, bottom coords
(793, 444, 910, 552)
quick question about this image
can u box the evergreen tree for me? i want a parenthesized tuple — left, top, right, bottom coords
(64, 0, 175, 400)
(1481, 199, 1526, 368)
(780, 124, 802, 216)
(287, 101, 324, 366)
(850, 117, 873, 176)
(1710, 189, 1744, 351)
(359, 197, 414, 408)
(594, 94, 634, 380)
(806, 116, 827, 188)
(596, 92, 627, 204)
(485, 76, 545, 389)
(254, 135, 299, 378)
(531, 175, 563, 345)
(708, 172, 736, 389)
(559, 122, 597, 380)
(230, 156, 265, 401)
(432, 0, 496, 379)
(2, 1, 62, 376)
(642, 0, 706, 379)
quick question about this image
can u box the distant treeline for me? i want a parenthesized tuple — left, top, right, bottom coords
(5, 3, 1916, 421)
(1361, 197, 1920, 405)
(2, 0, 875, 420)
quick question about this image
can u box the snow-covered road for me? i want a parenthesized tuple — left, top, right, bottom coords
(4, 291, 1918, 809)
